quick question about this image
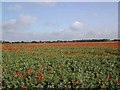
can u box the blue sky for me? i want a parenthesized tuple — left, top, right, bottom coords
(2, 2, 118, 41)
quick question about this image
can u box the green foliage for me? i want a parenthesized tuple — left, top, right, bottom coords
(2, 44, 120, 89)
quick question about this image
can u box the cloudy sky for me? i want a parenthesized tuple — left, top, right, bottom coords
(2, 2, 118, 41)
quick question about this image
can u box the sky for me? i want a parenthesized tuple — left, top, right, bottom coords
(2, 2, 118, 41)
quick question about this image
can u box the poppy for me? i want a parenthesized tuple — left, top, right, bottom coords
(60, 78, 63, 81)
(37, 76, 42, 81)
(15, 72, 23, 76)
(26, 68, 30, 74)
(76, 81, 80, 85)
(36, 71, 40, 76)
(108, 76, 112, 81)
(116, 80, 119, 83)
(102, 82, 105, 85)
(22, 76, 24, 80)
(30, 71, 33, 76)
(42, 64, 44, 67)
(15, 72, 24, 80)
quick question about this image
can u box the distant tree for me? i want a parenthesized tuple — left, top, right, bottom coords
(31, 41, 38, 43)
(2, 41, 10, 44)
(21, 41, 25, 43)
(112, 39, 120, 41)
(39, 41, 42, 43)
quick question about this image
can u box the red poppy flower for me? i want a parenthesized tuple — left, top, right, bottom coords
(42, 64, 44, 67)
(15, 72, 23, 76)
(37, 76, 42, 81)
(22, 76, 24, 80)
(116, 80, 119, 83)
(36, 71, 42, 81)
(60, 78, 62, 80)
(36, 71, 40, 76)
(59, 78, 63, 81)
(26, 68, 30, 74)
(15, 72, 24, 80)
(102, 82, 105, 85)
(30, 71, 33, 76)
(76, 81, 81, 85)
(108, 76, 112, 81)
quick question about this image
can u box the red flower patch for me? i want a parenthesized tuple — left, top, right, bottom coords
(15, 72, 24, 80)
(36, 70, 42, 81)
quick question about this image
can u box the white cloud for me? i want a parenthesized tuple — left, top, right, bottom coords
(2, 20, 118, 41)
(70, 21, 84, 31)
(2, 14, 37, 32)
(85, 29, 118, 39)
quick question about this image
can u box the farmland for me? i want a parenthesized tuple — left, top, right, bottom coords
(1, 42, 120, 89)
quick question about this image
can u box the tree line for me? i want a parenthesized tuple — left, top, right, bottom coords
(1, 39, 120, 44)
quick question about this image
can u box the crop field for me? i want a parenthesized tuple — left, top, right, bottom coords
(1, 42, 120, 89)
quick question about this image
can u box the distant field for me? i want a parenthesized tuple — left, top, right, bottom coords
(2, 42, 120, 89)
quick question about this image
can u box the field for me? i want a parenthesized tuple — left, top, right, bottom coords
(1, 42, 120, 89)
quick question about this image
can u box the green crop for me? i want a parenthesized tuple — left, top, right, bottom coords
(2, 43, 120, 89)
